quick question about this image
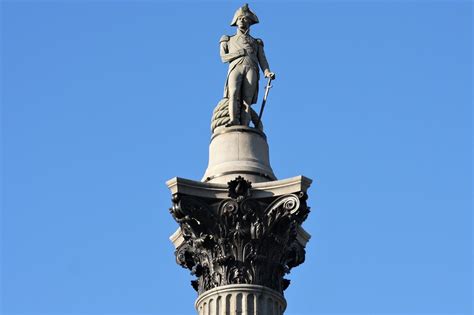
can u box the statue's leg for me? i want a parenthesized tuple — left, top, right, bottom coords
(227, 66, 244, 126)
(241, 67, 258, 127)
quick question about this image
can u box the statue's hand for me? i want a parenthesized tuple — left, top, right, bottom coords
(264, 70, 276, 80)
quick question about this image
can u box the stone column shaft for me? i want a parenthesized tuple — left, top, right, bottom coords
(195, 284, 286, 315)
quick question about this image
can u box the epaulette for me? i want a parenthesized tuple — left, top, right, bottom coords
(220, 35, 230, 43)
(256, 38, 264, 46)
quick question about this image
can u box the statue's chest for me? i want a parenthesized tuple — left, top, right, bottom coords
(229, 36, 258, 54)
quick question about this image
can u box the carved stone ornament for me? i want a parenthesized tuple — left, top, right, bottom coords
(169, 176, 310, 295)
(227, 176, 252, 200)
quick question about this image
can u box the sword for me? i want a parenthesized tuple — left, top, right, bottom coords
(256, 77, 273, 129)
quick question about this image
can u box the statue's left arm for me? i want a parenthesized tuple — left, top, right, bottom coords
(257, 39, 275, 79)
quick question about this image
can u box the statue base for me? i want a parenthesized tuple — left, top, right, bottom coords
(202, 126, 276, 184)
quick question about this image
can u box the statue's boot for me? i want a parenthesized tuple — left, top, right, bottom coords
(240, 103, 251, 127)
(226, 97, 240, 126)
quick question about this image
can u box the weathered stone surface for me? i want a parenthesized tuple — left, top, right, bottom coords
(167, 175, 312, 202)
(211, 98, 263, 133)
(195, 284, 286, 315)
(202, 126, 276, 184)
(167, 175, 312, 295)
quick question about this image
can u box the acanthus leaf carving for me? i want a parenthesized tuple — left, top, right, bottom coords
(170, 178, 310, 295)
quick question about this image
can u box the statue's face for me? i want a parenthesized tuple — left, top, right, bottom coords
(236, 15, 250, 31)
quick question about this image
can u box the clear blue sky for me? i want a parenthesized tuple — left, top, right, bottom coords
(1, 1, 472, 314)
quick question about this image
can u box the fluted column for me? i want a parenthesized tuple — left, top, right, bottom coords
(195, 284, 286, 315)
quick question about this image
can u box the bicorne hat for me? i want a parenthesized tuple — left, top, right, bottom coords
(230, 4, 259, 26)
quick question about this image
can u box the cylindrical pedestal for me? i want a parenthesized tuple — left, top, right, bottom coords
(202, 126, 276, 184)
(195, 284, 286, 315)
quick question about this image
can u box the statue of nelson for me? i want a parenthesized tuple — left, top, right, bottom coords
(220, 4, 276, 127)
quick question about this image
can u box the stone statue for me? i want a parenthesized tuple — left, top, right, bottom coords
(219, 4, 275, 128)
